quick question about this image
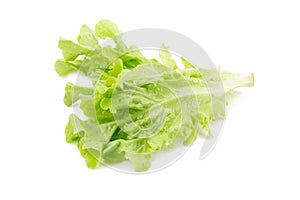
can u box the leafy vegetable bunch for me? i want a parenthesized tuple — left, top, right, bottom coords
(55, 20, 254, 172)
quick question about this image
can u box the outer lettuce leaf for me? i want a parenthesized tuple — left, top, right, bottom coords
(78, 25, 99, 50)
(63, 82, 94, 107)
(65, 114, 83, 143)
(54, 60, 79, 77)
(58, 38, 91, 61)
(95, 19, 121, 39)
(65, 114, 117, 168)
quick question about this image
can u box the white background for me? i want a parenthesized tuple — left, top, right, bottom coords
(0, 0, 299, 199)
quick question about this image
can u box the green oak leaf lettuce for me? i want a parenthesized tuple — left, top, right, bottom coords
(55, 19, 254, 172)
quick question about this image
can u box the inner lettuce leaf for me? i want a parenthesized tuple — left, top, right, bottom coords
(55, 19, 254, 172)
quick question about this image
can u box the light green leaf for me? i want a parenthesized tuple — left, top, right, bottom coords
(78, 24, 99, 50)
(54, 60, 78, 76)
(65, 114, 83, 143)
(95, 19, 121, 39)
(63, 83, 94, 107)
(58, 38, 91, 61)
